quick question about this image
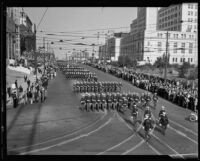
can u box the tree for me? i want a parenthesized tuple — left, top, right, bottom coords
(179, 62, 190, 78)
(153, 57, 165, 68)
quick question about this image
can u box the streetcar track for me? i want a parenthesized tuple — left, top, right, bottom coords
(19, 112, 115, 155)
(97, 112, 144, 155)
(8, 110, 110, 152)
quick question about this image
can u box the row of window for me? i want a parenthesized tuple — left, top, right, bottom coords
(188, 4, 198, 9)
(159, 12, 181, 22)
(157, 33, 194, 39)
(157, 42, 194, 47)
(159, 5, 181, 17)
(188, 18, 197, 22)
(172, 57, 193, 63)
(188, 11, 198, 16)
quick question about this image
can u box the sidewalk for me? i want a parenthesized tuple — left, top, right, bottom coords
(6, 67, 42, 109)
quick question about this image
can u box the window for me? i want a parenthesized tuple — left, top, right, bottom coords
(183, 58, 185, 62)
(174, 42, 177, 53)
(181, 43, 185, 53)
(191, 4, 193, 9)
(188, 4, 190, 8)
(191, 11, 193, 16)
(158, 42, 162, 47)
(195, 4, 197, 9)
(173, 58, 175, 62)
(188, 11, 190, 15)
(188, 58, 190, 62)
(176, 58, 178, 62)
(191, 58, 193, 62)
(180, 58, 182, 62)
(195, 12, 197, 16)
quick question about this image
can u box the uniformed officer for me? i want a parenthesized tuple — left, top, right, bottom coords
(144, 106, 152, 120)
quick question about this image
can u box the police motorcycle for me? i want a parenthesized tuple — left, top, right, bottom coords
(158, 106, 169, 135)
(189, 110, 198, 122)
(152, 93, 158, 109)
(143, 114, 153, 142)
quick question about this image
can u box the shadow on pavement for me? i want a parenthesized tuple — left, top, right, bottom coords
(25, 102, 42, 153)
(7, 103, 26, 134)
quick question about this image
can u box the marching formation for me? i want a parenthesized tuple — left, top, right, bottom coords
(58, 62, 169, 141)
(73, 81, 122, 93)
(61, 64, 98, 81)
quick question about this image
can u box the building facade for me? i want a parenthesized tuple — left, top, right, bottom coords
(6, 8, 17, 59)
(157, 3, 198, 32)
(120, 4, 198, 66)
(20, 11, 36, 55)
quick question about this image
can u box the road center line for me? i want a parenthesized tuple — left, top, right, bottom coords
(20, 116, 113, 155)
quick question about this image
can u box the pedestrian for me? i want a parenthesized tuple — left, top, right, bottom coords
(12, 91, 18, 108)
(27, 79, 31, 88)
(15, 80, 18, 89)
(30, 83, 34, 91)
(7, 86, 11, 97)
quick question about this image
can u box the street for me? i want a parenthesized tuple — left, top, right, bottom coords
(6, 64, 198, 157)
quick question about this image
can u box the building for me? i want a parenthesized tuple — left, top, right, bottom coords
(99, 32, 128, 62)
(143, 30, 197, 65)
(120, 4, 198, 66)
(121, 7, 158, 60)
(157, 3, 198, 32)
(20, 11, 36, 55)
(6, 8, 17, 60)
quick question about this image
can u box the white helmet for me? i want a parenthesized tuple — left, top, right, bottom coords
(161, 106, 165, 110)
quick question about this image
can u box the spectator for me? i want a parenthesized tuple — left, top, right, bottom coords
(7, 86, 11, 98)
(27, 79, 31, 88)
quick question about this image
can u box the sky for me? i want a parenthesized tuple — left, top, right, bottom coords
(24, 7, 138, 59)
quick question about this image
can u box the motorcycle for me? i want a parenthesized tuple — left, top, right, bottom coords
(189, 111, 198, 122)
(158, 116, 169, 135)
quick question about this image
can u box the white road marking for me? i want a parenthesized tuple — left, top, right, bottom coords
(154, 117, 198, 145)
(8, 111, 108, 152)
(116, 113, 161, 155)
(122, 140, 145, 155)
(169, 119, 198, 136)
(20, 116, 113, 155)
(147, 143, 161, 155)
(97, 134, 135, 155)
(97, 112, 143, 155)
(151, 133, 184, 158)
(168, 125, 198, 145)
(170, 153, 198, 156)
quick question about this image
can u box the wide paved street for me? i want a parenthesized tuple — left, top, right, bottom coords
(7, 64, 198, 157)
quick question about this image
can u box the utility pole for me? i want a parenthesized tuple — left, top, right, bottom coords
(43, 37, 45, 74)
(164, 31, 169, 83)
(33, 24, 37, 79)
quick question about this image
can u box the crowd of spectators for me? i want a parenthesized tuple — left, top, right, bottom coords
(91, 64, 198, 112)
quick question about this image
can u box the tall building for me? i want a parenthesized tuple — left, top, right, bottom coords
(120, 4, 198, 66)
(157, 3, 198, 32)
(13, 7, 21, 58)
(6, 7, 16, 59)
(20, 10, 36, 55)
(100, 32, 128, 61)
